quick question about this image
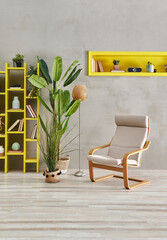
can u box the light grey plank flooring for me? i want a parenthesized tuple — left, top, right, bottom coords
(0, 169, 167, 239)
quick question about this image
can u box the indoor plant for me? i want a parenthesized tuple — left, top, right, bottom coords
(28, 57, 82, 182)
(12, 54, 24, 67)
(113, 59, 120, 70)
(146, 62, 154, 72)
(27, 65, 38, 97)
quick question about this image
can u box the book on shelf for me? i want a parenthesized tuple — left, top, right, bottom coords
(97, 61, 104, 72)
(31, 124, 37, 139)
(18, 119, 24, 132)
(92, 59, 104, 72)
(26, 105, 37, 118)
(8, 119, 20, 131)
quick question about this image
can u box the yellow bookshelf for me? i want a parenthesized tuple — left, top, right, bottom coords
(0, 63, 40, 173)
(88, 51, 167, 76)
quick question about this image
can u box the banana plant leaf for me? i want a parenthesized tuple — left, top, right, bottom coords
(52, 57, 62, 83)
(37, 57, 52, 84)
(63, 69, 82, 87)
(28, 74, 47, 88)
(65, 99, 81, 117)
(61, 60, 79, 81)
(55, 89, 70, 117)
(38, 95, 52, 113)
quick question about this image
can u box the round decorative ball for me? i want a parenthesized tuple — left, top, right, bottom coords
(12, 142, 20, 151)
(72, 85, 88, 102)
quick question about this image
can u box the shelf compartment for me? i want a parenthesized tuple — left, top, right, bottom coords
(7, 110, 24, 112)
(26, 118, 37, 120)
(88, 51, 167, 76)
(7, 67, 25, 70)
(25, 158, 37, 163)
(7, 152, 24, 155)
(26, 138, 37, 142)
(7, 131, 24, 134)
(7, 89, 24, 91)
(0, 135, 5, 138)
(26, 97, 37, 99)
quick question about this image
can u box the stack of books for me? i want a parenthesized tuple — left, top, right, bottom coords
(31, 124, 37, 139)
(92, 59, 104, 72)
(8, 119, 24, 132)
(26, 105, 37, 118)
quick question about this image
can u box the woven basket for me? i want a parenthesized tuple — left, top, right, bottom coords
(56, 155, 70, 171)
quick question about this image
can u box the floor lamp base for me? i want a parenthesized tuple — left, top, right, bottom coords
(74, 170, 85, 177)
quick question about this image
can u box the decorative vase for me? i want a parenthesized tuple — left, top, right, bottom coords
(12, 142, 20, 151)
(147, 64, 154, 73)
(56, 155, 70, 174)
(13, 61, 24, 67)
(44, 169, 61, 183)
(113, 65, 119, 70)
(12, 96, 20, 109)
(0, 146, 4, 156)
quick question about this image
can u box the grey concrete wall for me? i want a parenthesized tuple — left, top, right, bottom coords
(0, 0, 166, 170)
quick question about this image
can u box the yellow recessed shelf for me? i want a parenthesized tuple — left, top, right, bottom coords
(0, 62, 40, 173)
(88, 51, 167, 76)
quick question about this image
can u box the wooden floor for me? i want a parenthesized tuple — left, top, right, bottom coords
(0, 169, 167, 239)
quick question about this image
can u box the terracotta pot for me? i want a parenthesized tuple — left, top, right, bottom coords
(44, 169, 61, 183)
(56, 155, 70, 174)
(113, 65, 119, 70)
(72, 85, 88, 101)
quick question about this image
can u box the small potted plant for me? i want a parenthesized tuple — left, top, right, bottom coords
(146, 62, 154, 73)
(12, 54, 24, 67)
(113, 59, 120, 70)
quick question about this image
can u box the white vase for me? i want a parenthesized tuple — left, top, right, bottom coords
(0, 146, 4, 156)
(12, 96, 20, 109)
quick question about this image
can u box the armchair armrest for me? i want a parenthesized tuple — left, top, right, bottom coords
(89, 139, 113, 155)
(123, 141, 151, 164)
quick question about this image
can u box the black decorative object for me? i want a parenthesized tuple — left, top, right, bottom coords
(127, 68, 142, 72)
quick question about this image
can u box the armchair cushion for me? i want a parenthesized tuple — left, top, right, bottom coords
(87, 154, 138, 166)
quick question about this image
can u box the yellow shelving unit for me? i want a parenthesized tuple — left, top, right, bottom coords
(88, 51, 167, 76)
(0, 63, 40, 173)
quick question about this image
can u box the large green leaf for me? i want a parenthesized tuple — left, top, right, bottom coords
(38, 95, 52, 113)
(65, 99, 81, 117)
(61, 60, 79, 81)
(63, 69, 82, 87)
(55, 90, 66, 117)
(52, 57, 62, 82)
(63, 90, 70, 112)
(28, 74, 47, 88)
(66, 99, 75, 111)
(39, 115, 49, 137)
(37, 57, 52, 84)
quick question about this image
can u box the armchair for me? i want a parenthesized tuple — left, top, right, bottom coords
(87, 114, 151, 190)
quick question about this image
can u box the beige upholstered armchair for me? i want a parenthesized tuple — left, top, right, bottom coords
(87, 115, 151, 190)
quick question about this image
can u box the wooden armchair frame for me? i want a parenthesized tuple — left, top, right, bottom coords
(88, 119, 151, 190)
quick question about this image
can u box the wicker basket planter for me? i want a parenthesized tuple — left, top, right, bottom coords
(56, 155, 70, 174)
(44, 169, 61, 183)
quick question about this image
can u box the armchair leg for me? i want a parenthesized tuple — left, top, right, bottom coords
(89, 161, 114, 182)
(122, 165, 149, 189)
